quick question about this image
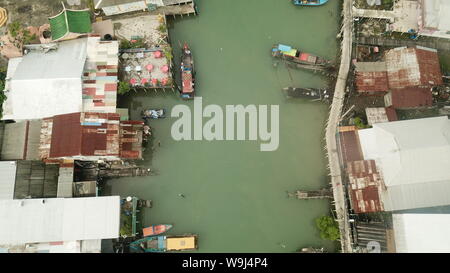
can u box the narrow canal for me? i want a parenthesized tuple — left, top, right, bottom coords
(109, 0, 340, 252)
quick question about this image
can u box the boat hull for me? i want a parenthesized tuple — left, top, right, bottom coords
(180, 43, 195, 99)
(271, 44, 331, 71)
(130, 234, 198, 253)
(293, 0, 328, 6)
(143, 224, 173, 237)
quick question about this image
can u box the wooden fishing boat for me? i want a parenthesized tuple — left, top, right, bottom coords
(180, 42, 195, 99)
(293, 0, 329, 6)
(271, 44, 331, 70)
(142, 224, 173, 237)
(282, 87, 330, 101)
(130, 234, 198, 253)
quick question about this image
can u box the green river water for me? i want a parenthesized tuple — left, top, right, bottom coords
(108, 0, 340, 252)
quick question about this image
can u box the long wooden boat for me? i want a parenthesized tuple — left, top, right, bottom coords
(293, 0, 329, 6)
(282, 87, 330, 101)
(272, 44, 331, 70)
(180, 42, 195, 99)
(142, 224, 173, 237)
(130, 234, 198, 253)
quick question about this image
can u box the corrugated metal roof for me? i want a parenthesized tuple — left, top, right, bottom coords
(356, 71, 389, 93)
(83, 36, 118, 113)
(387, 86, 433, 109)
(2, 39, 87, 120)
(338, 126, 364, 163)
(1, 122, 27, 160)
(358, 116, 450, 211)
(42, 112, 125, 159)
(0, 196, 120, 244)
(393, 213, 450, 253)
(14, 161, 59, 199)
(386, 46, 442, 88)
(49, 9, 91, 41)
(365, 107, 397, 126)
(366, 108, 390, 126)
(49, 113, 83, 158)
(0, 161, 17, 200)
(0, 121, 42, 160)
(119, 121, 144, 159)
(347, 160, 384, 213)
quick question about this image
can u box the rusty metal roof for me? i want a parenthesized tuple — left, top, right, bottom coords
(356, 46, 442, 93)
(347, 160, 384, 213)
(388, 86, 433, 108)
(356, 71, 389, 93)
(40, 112, 142, 159)
(339, 126, 364, 163)
(119, 120, 144, 159)
(50, 113, 83, 158)
(386, 46, 442, 89)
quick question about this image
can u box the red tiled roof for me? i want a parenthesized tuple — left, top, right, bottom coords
(389, 87, 433, 108)
(356, 71, 389, 93)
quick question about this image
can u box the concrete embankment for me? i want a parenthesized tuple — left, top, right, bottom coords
(325, 0, 353, 253)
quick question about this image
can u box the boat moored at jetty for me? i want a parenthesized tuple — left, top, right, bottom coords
(272, 44, 331, 71)
(282, 87, 330, 101)
(142, 224, 173, 237)
(130, 234, 198, 252)
(142, 109, 166, 119)
(293, 0, 329, 6)
(180, 42, 195, 99)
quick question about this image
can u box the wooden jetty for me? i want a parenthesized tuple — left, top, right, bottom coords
(287, 188, 333, 200)
(75, 160, 151, 181)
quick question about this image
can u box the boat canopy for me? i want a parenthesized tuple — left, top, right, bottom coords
(278, 44, 292, 52)
(166, 236, 196, 251)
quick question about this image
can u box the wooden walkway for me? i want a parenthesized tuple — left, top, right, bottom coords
(356, 36, 450, 51)
(325, 0, 353, 253)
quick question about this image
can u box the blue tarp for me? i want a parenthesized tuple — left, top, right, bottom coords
(278, 44, 292, 52)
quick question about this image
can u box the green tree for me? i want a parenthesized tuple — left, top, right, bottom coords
(118, 81, 131, 95)
(315, 215, 340, 241)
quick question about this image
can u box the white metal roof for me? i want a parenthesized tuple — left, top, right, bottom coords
(358, 116, 450, 211)
(393, 213, 450, 253)
(1, 38, 87, 121)
(0, 196, 120, 244)
(0, 161, 17, 200)
(423, 0, 450, 31)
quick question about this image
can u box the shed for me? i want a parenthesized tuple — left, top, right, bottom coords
(48, 7, 91, 41)
(2, 38, 87, 121)
(0, 196, 120, 245)
(384, 86, 433, 109)
(0, 120, 42, 160)
(365, 107, 398, 126)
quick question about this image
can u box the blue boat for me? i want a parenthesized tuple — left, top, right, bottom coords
(293, 0, 329, 6)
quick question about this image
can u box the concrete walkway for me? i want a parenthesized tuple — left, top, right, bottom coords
(353, 7, 394, 20)
(325, 0, 353, 253)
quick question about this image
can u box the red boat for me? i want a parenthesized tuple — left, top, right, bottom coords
(180, 43, 195, 99)
(143, 224, 173, 237)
